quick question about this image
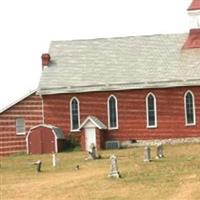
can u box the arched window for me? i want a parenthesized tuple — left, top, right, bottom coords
(107, 95, 118, 129)
(146, 93, 157, 128)
(70, 97, 80, 131)
(184, 91, 196, 125)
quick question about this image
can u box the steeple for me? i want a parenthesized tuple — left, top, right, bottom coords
(183, 0, 200, 49)
(187, 0, 200, 28)
(188, 0, 200, 11)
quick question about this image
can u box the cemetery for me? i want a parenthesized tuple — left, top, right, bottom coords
(1, 143, 200, 200)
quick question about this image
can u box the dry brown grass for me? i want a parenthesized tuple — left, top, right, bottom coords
(1, 143, 200, 200)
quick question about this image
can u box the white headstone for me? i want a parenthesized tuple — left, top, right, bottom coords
(34, 160, 42, 172)
(88, 143, 97, 160)
(156, 144, 164, 159)
(144, 146, 151, 162)
(52, 153, 59, 167)
(108, 155, 121, 178)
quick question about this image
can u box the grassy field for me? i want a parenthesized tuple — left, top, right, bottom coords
(1, 143, 200, 200)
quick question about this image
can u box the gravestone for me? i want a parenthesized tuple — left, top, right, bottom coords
(88, 143, 97, 160)
(108, 155, 121, 178)
(144, 146, 151, 162)
(34, 160, 42, 172)
(156, 144, 164, 159)
(75, 165, 80, 170)
(52, 153, 59, 167)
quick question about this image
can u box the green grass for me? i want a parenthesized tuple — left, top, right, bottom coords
(1, 143, 200, 200)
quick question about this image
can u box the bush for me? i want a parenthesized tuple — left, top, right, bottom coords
(64, 133, 80, 151)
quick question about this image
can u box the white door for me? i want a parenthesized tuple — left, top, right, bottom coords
(85, 128, 96, 151)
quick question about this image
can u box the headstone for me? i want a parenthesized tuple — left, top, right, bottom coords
(88, 143, 97, 160)
(144, 146, 151, 162)
(34, 160, 42, 172)
(108, 155, 121, 178)
(156, 144, 164, 159)
(52, 153, 59, 167)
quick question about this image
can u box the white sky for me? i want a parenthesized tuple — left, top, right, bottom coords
(0, 0, 192, 110)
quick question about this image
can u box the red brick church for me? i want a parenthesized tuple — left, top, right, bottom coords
(0, 0, 200, 155)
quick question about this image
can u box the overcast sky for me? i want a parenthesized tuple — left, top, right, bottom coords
(0, 0, 191, 110)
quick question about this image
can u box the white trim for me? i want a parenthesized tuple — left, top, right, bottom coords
(146, 92, 157, 128)
(26, 130, 31, 154)
(28, 123, 59, 132)
(40, 95, 45, 124)
(70, 129, 81, 133)
(184, 90, 196, 126)
(188, 9, 200, 15)
(80, 116, 107, 130)
(69, 97, 80, 131)
(16, 132, 26, 136)
(80, 116, 101, 129)
(16, 118, 26, 135)
(52, 129, 58, 153)
(107, 95, 119, 130)
(26, 124, 61, 154)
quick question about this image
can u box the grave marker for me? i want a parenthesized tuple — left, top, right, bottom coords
(88, 143, 97, 160)
(156, 144, 164, 159)
(52, 153, 59, 167)
(144, 146, 151, 162)
(108, 155, 121, 178)
(34, 160, 42, 172)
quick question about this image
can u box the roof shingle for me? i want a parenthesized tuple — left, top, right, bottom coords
(38, 33, 200, 95)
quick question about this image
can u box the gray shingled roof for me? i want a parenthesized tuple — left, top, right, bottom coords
(38, 33, 200, 95)
(52, 127, 65, 139)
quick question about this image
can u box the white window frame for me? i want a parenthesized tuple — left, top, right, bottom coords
(16, 118, 26, 135)
(107, 95, 119, 130)
(70, 97, 80, 132)
(184, 90, 196, 126)
(146, 92, 157, 128)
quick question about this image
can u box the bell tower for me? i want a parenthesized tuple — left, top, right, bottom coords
(188, 0, 200, 28)
(183, 0, 200, 49)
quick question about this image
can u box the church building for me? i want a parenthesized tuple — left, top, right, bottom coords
(0, 0, 200, 155)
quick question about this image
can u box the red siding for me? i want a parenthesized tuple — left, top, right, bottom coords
(0, 94, 43, 155)
(43, 86, 200, 144)
(43, 95, 68, 133)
